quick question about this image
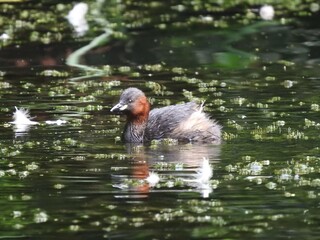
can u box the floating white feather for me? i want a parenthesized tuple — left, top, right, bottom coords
(0, 33, 10, 41)
(180, 157, 213, 198)
(10, 107, 38, 134)
(259, 5, 275, 21)
(11, 107, 39, 125)
(196, 158, 213, 198)
(196, 157, 213, 184)
(66, 3, 89, 36)
(145, 171, 160, 187)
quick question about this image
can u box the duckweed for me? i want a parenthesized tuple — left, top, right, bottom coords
(0, 81, 11, 88)
(143, 64, 163, 72)
(294, 163, 314, 175)
(153, 162, 185, 170)
(223, 132, 239, 140)
(145, 81, 166, 95)
(304, 118, 320, 128)
(286, 129, 307, 140)
(118, 66, 131, 73)
(171, 67, 186, 74)
(283, 80, 295, 88)
(25, 162, 39, 171)
(34, 211, 49, 223)
(265, 182, 277, 190)
(150, 138, 178, 147)
(40, 70, 69, 77)
(310, 103, 319, 111)
(53, 183, 65, 189)
(95, 153, 128, 160)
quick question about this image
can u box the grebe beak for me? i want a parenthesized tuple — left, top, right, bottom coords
(110, 103, 128, 112)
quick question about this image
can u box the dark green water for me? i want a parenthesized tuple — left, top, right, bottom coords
(1, 1, 320, 239)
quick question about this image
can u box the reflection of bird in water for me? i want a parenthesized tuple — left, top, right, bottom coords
(112, 143, 221, 199)
(111, 88, 222, 143)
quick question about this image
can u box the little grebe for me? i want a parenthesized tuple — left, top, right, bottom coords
(111, 88, 221, 143)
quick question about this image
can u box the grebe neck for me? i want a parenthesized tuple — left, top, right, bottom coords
(123, 119, 148, 143)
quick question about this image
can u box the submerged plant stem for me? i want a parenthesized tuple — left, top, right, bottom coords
(66, 29, 113, 80)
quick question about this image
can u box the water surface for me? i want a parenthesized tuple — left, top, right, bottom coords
(0, 1, 320, 239)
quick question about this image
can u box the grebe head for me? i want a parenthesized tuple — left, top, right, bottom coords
(110, 88, 150, 121)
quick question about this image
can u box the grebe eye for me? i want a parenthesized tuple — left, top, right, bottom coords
(128, 99, 133, 103)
